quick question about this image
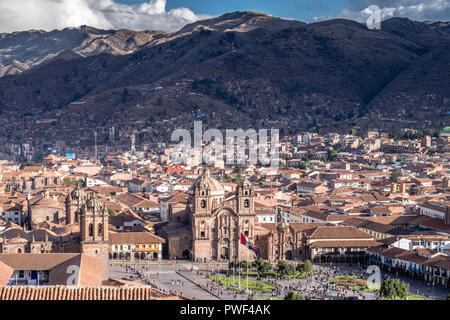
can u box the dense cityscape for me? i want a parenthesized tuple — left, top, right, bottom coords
(0, 0, 449, 313)
(0, 126, 449, 301)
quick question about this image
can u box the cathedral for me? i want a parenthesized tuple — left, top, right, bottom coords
(158, 169, 376, 264)
(190, 169, 257, 261)
(0, 187, 110, 280)
(158, 168, 258, 262)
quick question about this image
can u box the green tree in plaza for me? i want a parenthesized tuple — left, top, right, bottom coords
(380, 279, 410, 300)
(447, 294, 450, 300)
(297, 260, 313, 274)
(254, 258, 272, 276)
(229, 260, 239, 271)
(303, 260, 313, 273)
(277, 261, 296, 277)
(240, 260, 252, 270)
(285, 290, 306, 300)
(255, 281, 264, 292)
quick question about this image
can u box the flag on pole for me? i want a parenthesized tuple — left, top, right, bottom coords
(240, 233, 259, 259)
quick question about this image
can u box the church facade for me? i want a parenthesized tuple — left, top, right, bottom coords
(159, 169, 377, 264)
(189, 169, 257, 262)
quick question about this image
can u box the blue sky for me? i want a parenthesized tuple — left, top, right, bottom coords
(117, 0, 348, 22)
(0, 0, 449, 33)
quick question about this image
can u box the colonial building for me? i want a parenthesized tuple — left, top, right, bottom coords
(109, 232, 165, 261)
(0, 187, 110, 281)
(158, 169, 380, 263)
(157, 169, 258, 262)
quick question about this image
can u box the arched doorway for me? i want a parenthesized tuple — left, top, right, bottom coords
(285, 250, 292, 260)
(220, 247, 229, 260)
(183, 249, 190, 260)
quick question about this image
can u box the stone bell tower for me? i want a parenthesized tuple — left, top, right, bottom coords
(189, 168, 225, 261)
(65, 186, 87, 225)
(236, 176, 257, 260)
(79, 193, 109, 280)
(236, 176, 255, 214)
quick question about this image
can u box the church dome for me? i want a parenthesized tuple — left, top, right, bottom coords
(278, 216, 289, 230)
(71, 186, 86, 201)
(190, 169, 224, 195)
(32, 197, 62, 209)
(86, 197, 103, 210)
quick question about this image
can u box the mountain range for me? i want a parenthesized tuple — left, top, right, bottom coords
(0, 11, 449, 141)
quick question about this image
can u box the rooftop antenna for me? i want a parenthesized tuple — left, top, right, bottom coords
(131, 131, 136, 155)
(94, 131, 98, 162)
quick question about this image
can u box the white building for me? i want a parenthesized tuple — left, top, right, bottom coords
(419, 202, 448, 220)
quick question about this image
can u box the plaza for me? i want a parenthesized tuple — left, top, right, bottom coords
(109, 261, 450, 300)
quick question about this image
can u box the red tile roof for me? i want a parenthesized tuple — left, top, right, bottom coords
(0, 286, 183, 300)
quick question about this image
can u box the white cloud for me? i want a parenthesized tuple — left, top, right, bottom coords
(336, 0, 450, 22)
(0, 0, 210, 33)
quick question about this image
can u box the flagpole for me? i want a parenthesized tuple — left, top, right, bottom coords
(233, 258, 236, 285)
(238, 254, 241, 288)
(247, 245, 249, 293)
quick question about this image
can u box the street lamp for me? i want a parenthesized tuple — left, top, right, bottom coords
(432, 280, 435, 300)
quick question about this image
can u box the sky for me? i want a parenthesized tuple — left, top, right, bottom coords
(0, 0, 449, 33)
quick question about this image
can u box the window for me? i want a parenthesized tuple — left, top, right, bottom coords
(222, 227, 227, 235)
(244, 231, 248, 237)
(200, 200, 206, 208)
(98, 224, 103, 236)
(200, 231, 205, 238)
(89, 224, 94, 237)
(244, 199, 250, 208)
